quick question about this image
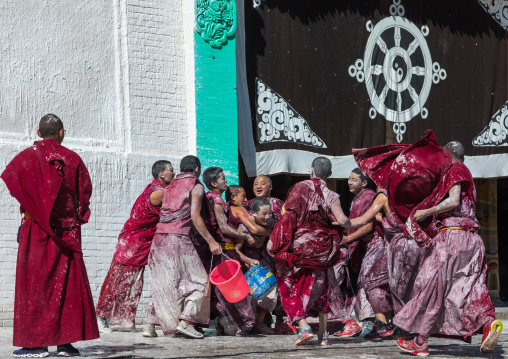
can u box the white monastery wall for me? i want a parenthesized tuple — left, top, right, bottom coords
(0, 0, 195, 326)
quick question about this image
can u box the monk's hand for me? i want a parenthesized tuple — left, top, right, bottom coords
(266, 239, 273, 253)
(245, 234, 256, 245)
(340, 235, 350, 246)
(375, 213, 383, 223)
(249, 259, 260, 266)
(209, 240, 222, 255)
(414, 210, 428, 222)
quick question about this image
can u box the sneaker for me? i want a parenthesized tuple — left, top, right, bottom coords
(176, 320, 204, 339)
(336, 318, 361, 338)
(294, 326, 314, 345)
(392, 326, 413, 339)
(480, 319, 503, 353)
(356, 320, 376, 338)
(127, 323, 136, 331)
(257, 323, 274, 335)
(365, 320, 394, 340)
(218, 311, 237, 336)
(273, 321, 297, 335)
(317, 332, 329, 346)
(142, 323, 158, 338)
(396, 337, 429, 357)
(56, 344, 80, 357)
(13, 347, 49, 358)
(97, 317, 112, 333)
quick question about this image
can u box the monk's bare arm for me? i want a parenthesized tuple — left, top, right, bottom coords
(213, 204, 255, 244)
(331, 198, 351, 230)
(233, 206, 271, 236)
(414, 183, 461, 222)
(350, 194, 387, 228)
(234, 240, 259, 266)
(150, 189, 164, 207)
(341, 222, 374, 245)
(190, 184, 222, 255)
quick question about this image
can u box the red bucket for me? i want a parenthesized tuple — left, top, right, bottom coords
(210, 260, 250, 303)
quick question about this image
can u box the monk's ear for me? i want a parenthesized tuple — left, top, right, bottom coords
(37, 129, 43, 139)
(362, 180, 368, 188)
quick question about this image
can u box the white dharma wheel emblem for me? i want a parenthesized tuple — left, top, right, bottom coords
(349, 1, 446, 143)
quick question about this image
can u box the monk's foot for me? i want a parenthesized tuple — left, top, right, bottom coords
(365, 320, 394, 340)
(356, 320, 376, 338)
(217, 311, 237, 336)
(13, 347, 49, 358)
(481, 319, 503, 353)
(256, 323, 274, 335)
(142, 323, 158, 338)
(396, 337, 429, 357)
(273, 320, 297, 335)
(96, 316, 112, 333)
(334, 318, 361, 338)
(317, 332, 329, 346)
(294, 326, 314, 345)
(176, 320, 204, 339)
(392, 326, 413, 340)
(56, 343, 80, 357)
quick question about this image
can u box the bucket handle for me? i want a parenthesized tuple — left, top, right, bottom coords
(208, 252, 236, 275)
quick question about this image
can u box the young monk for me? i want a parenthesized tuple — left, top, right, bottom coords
(350, 188, 421, 339)
(338, 168, 380, 338)
(96, 160, 174, 337)
(347, 188, 394, 339)
(1, 114, 99, 357)
(245, 175, 284, 220)
(148, 155, 222, 339)
(230, 196, 277, 335)
(395, 141, 502, 356)
(203, 167, 257, 336)
(269, 157, 351, 346)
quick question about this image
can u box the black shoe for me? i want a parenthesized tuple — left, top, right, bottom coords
(365, 320, 394, 340)
(392, 326, 412, 339)
(56, 343, 80, 357)
(13, 347, 49, 358)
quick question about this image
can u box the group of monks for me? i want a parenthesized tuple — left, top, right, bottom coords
(1, 116, 503, 358)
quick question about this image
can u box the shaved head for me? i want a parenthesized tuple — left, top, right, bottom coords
(444, 141, 465, 162)
(311, 157, 332, 179)
(255, 175, 272, 187)
(39, 114, 63, 138)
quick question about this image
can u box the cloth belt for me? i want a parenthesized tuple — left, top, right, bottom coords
(220, 242, 236, 251)
(24, 211, 34, 220)
(439, 226, 478, 233)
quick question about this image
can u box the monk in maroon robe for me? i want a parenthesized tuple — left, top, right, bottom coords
(394, 141, 502, 356)
(147, 156, 222, 339)
(203, 167, 257, 335)
(1, 114, 99, 357)
(269, 157, 351, 346)
(245, 175, 284, 220)
(346, 187, 394, 339)
(95, 160, 174, 335)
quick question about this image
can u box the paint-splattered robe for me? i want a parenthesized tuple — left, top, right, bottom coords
(96, 179, 164, 327)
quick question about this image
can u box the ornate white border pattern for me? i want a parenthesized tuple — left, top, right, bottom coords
(477, 0, 508, 32)
(473, 101, 508, 147)
(256, 78, 327, 149)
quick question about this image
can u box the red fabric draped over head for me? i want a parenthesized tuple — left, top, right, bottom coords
(353, 130, 452, 248)
(269, 178, 341, 269)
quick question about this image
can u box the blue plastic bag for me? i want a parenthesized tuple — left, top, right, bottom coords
(244, 265, 277, 300)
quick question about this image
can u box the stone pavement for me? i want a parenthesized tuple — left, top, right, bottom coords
(0, 320, 505, 359)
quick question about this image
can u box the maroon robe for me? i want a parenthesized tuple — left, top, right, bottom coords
(206, 191, 256, 333)
(353, 130, 451, 235)
(1, 139, 99, 347)
(96, 179, 164, 326)
(393, 162, 495, 341)
(270, 178, 348, 323)
(347, 189, 384, 320)
(149, 172, 212, 334)
(246, 196, 284, 220)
